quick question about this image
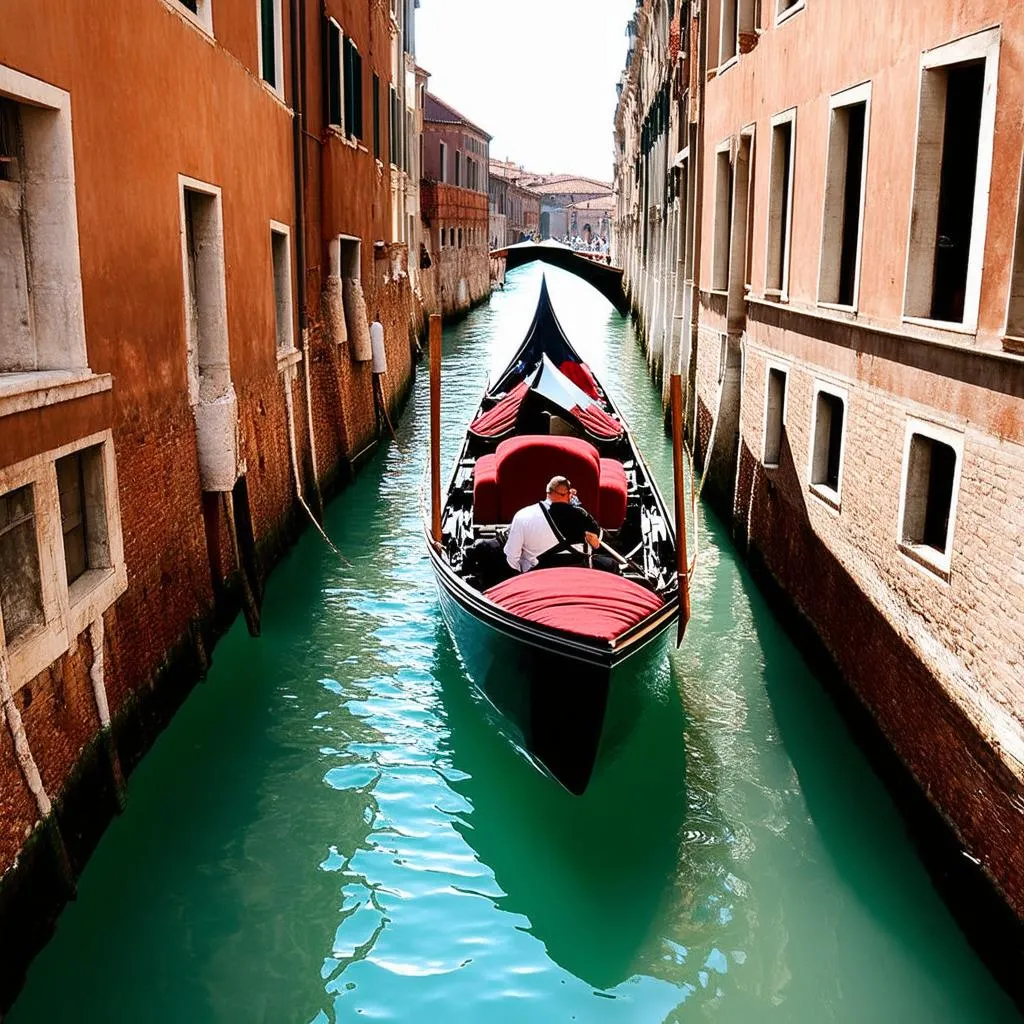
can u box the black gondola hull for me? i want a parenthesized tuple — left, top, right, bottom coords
(433, 553, 674, 794)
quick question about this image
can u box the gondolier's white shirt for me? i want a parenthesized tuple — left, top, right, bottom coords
(504, 501, 586, 573)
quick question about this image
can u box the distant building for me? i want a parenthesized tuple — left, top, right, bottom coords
(488, 161, 542, 243)
(420, 92, 492, 316)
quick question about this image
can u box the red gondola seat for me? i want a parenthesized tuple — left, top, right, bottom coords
(483, 567, 664, 641)
(472, 436, 628, 530)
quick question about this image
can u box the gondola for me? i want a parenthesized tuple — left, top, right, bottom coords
(424, 276, 681, 794)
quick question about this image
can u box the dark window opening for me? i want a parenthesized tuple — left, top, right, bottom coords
(372, 74, 380, 159)
(0, 98, 20, 182)
(837, 103, 866, 306)
(343, 39, 363, 141)
(767, 119, 792, 292)
(903, 435, 957, 553)
(324, 20, 342, 129)
(260, 0, 277, 89)
(764, 368, 786, 465)
(178, 0, 198, 12)
(811, 391, 844, 492)
(0, 485, 44, 644)
(931, 61, 984, 323)
(57, 451, 88, 585)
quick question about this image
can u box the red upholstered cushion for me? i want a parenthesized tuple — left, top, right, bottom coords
(473, 454, 499, 524)
(484, 567, 664, 641)
(598, 458, 628, 530)
(469, 380, 529, 438)
(495, 435, 600, 523)
(571, 403, 623, 440)
(559, 360, 601, 400)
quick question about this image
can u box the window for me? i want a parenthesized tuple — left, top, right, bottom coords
(438, 223, 444, 249)
(776, 0, 803, 24)
(455, 151, 462, 187)
(904, 29, 1000, 330)
(173, 0, 213, 34)
(897, 418, 964, 576)
(0, 431, 126, 691)
(440, 141, 447, 183)
(763, 365, 787, 466)
(713, 144, 733, 291)
(258, 0, 284, 94)
(390, 86, 400, 168)
(343, 38, 363, 142)
(449, 227, 454, 247)
(179, 178, 229, 407)
(0, 485, 43, 645)
(372, 74, 381, 159)
(808, 383, 847, 505)
(1007, 160, 1024, 341)
(766, 109, 796, 296)
(0, 66, 87, 377)
(325, 19, 343, 129)
(818, 85, 870, 309)
(457, 228, 463, 248)
(270, 223, 294, 353)
(56, 445, 110, 588)
(719, 0, 738, 66)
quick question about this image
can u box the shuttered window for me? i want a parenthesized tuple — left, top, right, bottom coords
(324, 18, 343, 129)
(343, 38, 363, 141)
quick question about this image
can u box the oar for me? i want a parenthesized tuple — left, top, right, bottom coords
(598, 538, 654, 582)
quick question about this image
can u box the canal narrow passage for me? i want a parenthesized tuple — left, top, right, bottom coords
(10, 265, 1019, 1023)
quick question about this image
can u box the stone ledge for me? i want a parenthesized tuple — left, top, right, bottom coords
(0, 371, 112, 419)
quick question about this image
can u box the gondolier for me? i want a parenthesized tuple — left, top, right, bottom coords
(504, 476, 601, 573)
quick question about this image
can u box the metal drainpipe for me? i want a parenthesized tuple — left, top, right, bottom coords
(290, 0, 323, 517)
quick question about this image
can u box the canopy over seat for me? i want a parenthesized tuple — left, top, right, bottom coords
(483, 567, 664, 641)
(472, 435, 628, 529)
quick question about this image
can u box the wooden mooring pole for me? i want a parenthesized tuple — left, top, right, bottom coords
(671, 373, 691, 644)
(429, 314, 442, 546)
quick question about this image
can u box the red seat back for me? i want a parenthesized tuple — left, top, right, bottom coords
(495, 435, 600, 523)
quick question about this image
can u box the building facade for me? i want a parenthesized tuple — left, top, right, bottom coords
(615, 0, 1024, 965)
(420, 93, 492, 317)
(0, 0, 422, 1008)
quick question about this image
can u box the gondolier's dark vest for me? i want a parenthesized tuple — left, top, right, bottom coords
(535, 501, 597, 570)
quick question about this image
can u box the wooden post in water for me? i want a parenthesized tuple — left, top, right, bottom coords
(429, 314, 442, 546)
(671, 373, 691, 643)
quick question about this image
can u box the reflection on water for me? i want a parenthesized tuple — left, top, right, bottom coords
(9, 265, 1020, 1024)
(434, 622, 687, 992)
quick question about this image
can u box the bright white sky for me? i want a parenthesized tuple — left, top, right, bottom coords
(415, 0, 637, 183)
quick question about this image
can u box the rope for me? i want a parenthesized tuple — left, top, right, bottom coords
(298, 493, 352, 567)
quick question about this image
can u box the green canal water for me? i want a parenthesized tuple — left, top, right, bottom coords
(10, 265, 1020, 1022)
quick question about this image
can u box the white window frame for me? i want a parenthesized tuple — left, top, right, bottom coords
(807, 379, 848, 510)
(1003, 155, 1024, 341)
(326, 17, 345, 131)
(178, 175, 228, 408)
(896, 416, 965, 579)
(712, 139, 733, 292)
(440, 141, 448, 184)
(902, 27, 1001, 335)
(256, 0, 286, 99)
(163, 0, 214, 37)
(269, 220, 295, 355)
(0, 63, 88, 386)
(816, 81, 872, 313)
(761, 359, 789, 467)
(776, 0, 805, 27)
(764, 107, 797, 301)
(0, 430, 127, 694)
